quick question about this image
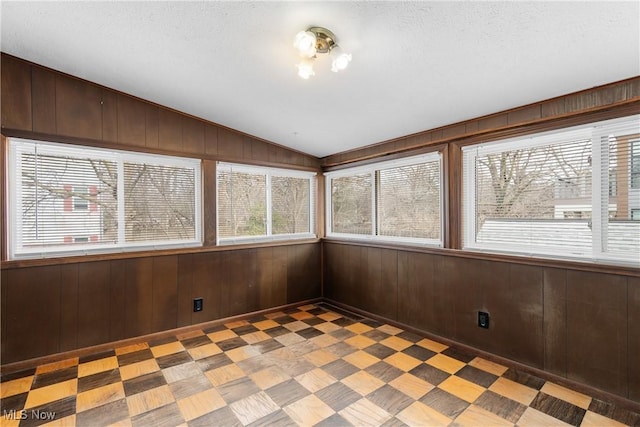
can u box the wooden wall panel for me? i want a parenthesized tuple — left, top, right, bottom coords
(59, 264, 79, 352)
(182, 116, 205, 155)
(566, 271, 628, 397)
(363, 247, 397, 320)
(398, 252, 435, 332)
(2, 266, 60, 363)
(77, 261, 111, 348)
(256, 246, 287, 309)
(55, 75, 103, 140)
(145, 105, 159, 148)
(1, 54, 32, 131)
(543, 268, 568, 377)
(191, 251, 222, 324)
(176, 254, 193, 328)
(101, 89, 118, 143)
(286, 243, 321, 304)
(217, 127, 243, 160)
(117, 94, 146, 146)
(204, 123, 218, 156)
(124, 258, 154, 338)
(221, 249, 258, 317)
(152, 256, 178, 333)
(629, 277, 640, 402)
(158, 109, 183, 152)
(109, 259, 127, 342)
(31, 67, 56, 134)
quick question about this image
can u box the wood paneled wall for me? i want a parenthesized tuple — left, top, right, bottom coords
(1, 244, 320, 364)
(1, 53, 320, 169)
(0, 53, 322, 364)
(323, 241, 640, 403)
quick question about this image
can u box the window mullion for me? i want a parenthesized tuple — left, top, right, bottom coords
(591, 132, 605, 259)
(371, 170, 377, 237)
(266, 173, 272, 237)
(117, 157, 125, 245)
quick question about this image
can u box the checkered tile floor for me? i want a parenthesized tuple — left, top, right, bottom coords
(1, 303, 639, 426)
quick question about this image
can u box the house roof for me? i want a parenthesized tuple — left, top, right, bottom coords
(1, 1, 638, 158)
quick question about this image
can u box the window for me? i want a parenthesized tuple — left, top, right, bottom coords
(463, 115, 640, 265)
(8, 138, 202, 259)
(632, 139, 640, 189)
(325, 152, 443, 246)
(216, 162, 316, 244)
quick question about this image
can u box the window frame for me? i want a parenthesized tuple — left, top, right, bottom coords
(462, 114, 640, 266)
(215, 162, 317, 245)
(7, 138, 203, 260)
(325, 152, 444, 247)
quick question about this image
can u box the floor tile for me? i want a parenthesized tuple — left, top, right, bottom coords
(246, 408, 295, 427)
(24, 379, 77, 409)
(314, 381, 361, 412)
(409, 363, 450, 386)
(384, 352, 422, 372)
(343, 350, 380, 370)
(150, 341, 186, 358)
(380, 336, 412, 351)
(1, 376, 33, 398)
(304, 349, 339, 367)
(397, 401, 451, 426)
(437, 375, 486, 403)
(488, 377, 540, 406)
(265, 379, 310, 407)
(161, 361, 201, 384)
(188, 406, 240, 427)
(453, 403, 514, 427)
(115, 343, 149, 356)
(78, 356, 119, 378)
(130, 402, 184, 427)
(126, 384, 175, 417)
(295, 368, 337, 393)
(541, 381, 592, 409)
(416, 338, 448, 353)
(517, 406, 573, 426)
(31, 366, 78, 389)
(426, 353, 466, 374)
(366, 384, 414, 414)
(580, 410, 628, 427)
(249, 366, 291, 390)
(169, 374, 214, 402)
(344, 334, 377, 350)
(530, 391, 586, 425)
(229, 391, 280, 425)
(204, 363, 246, 387)
(468, 357, 508, 376)
(76, 381, 125, 413)
(217, 377, 261, 404)
(389, 373, 435, 400)
(419, 387, 470, 419)
(339, 397, 392, 426)
(283, 394, 335, 426)
(119, 359, 160, 382)
(176, 387, 225, 421)
(365, 361, 403, 383)
(75, 398, 129, 426)
(35, 358, 78, 375)
(455, 364, 498, 388)
(186, 343, 221, 361)
(473, 389, 527, 423)
(124, 371, 167, 397)
(342, 370, 385, 396)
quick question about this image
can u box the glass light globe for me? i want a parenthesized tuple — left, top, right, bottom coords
(294, 31, 317, 58)
(331, 48, 352, 72)
(296, 61, 315, 79)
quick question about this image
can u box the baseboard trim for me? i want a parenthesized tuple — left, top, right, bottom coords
(0, 297, 322, 375)
(323, 298, 640, 414)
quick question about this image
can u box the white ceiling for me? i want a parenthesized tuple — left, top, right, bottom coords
(1, 1, 639, 158)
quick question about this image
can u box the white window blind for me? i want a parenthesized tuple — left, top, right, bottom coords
(216, 162, 316, 244)
(8, 139, 202, 259)
(326, 152, 443, 246)
(463, 114, 640, 265)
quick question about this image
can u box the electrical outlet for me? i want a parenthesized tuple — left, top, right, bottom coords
(478, 311, 489, 329)
(193, 298, 203, 312)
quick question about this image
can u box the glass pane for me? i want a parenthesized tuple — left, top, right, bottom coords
(474, 137, 593, 254)
(271, 176, 310, 235)
(217, 171, 267, 238)
(605, 133, 640, 258)
(331, 174, 372, 235)
(378, 161, 440, 239)
(19, 151, 118, 249)
(124, 162, 196, 242)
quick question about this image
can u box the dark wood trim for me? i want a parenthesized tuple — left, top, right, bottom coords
(0, 297, 322, 375)
(1, 128, 321, 173)
(322, 143, 447, 173)
(1, 135, 6, 261)
(0, 238, 320, 270)
(441, 145, 450, 249)
(322, 299, 640, 414)
(203, 159, 217, 246)
(321, 239, 640, 278)
(447, 142, 463, 249)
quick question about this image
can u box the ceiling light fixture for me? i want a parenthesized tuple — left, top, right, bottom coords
(293, 26, 352, 79)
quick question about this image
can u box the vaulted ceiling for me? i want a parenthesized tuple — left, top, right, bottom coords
(2, 1, 638, 157)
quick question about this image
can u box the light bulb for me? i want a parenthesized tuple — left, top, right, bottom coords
(294, 31, 317, 58)
(330, 47, 352, 72)
(296, 60, 315, 79)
